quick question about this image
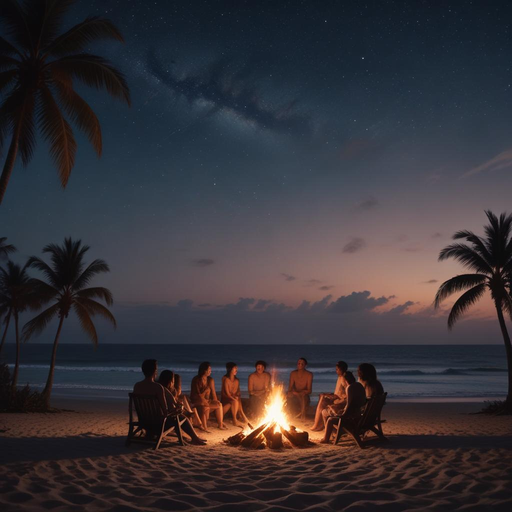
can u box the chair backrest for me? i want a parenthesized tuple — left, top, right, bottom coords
(130, 393, 164, 427)
(357, 392, 387, 431)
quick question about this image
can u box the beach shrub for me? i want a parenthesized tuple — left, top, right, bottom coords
(480, 400, 512, 416)
(0, 363, 47, 412)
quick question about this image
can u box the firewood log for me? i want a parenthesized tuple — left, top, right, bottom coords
(282, 427, 309, 446)
(225, 431, 245, 446)
(240, 422, 268, 447)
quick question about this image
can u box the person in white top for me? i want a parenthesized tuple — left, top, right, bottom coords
(311, 361, 348, 431)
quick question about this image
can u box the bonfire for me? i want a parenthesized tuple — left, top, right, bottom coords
(225, 384, 309, 449)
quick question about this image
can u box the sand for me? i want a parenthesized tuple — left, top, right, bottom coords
(1, 399, 511, 511)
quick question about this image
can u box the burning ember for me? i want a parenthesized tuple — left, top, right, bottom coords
(225, 384, 309, 449)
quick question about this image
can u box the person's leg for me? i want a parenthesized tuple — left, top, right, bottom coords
(180, 417, 207, 444)
(312, 395, 327, 430)
(198, 405, 210, 432)
(230, 399, 244, 426)
(320, 417, 337, 443)
(238, 398, 250, 424)
(214, 403, 226, 429)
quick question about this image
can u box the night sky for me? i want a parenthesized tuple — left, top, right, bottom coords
(2, 0, 512, 344)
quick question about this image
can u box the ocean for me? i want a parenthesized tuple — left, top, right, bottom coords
(1, 344, 508, 402)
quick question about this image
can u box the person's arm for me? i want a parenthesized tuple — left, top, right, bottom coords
(288, 372, 296, 394)
(209, 377, 218, 401)
(248, 374, 255, 396)
(341, 385, 353, 417)
(222, 377, 235, 400)
(156, 384, 168, 416)
(301, 372, 313, 396)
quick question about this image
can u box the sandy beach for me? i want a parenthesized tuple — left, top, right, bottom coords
(1, 399, 511, 511)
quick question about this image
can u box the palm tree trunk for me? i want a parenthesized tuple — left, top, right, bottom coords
(0, 311, 11, 356)
(0, 124, 22, 205)
(11, 312, 19, 390)
(42, 314, 65, 409)
(495, 302, 512, 409)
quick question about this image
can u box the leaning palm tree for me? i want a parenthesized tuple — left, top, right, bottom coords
(0, 260, 32, 387)
(434, 211, 512, 412)
(23, 237, 116, 408)
(0, 0, 130, 204)
(0, 237, 16, 259)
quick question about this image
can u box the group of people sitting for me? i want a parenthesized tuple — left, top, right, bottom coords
(132, 357, 384, 446)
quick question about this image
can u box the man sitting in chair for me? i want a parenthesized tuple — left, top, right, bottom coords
(133, 359, 167, 413)
(319, 370, 366, 444)
(133, 359, 206, 445)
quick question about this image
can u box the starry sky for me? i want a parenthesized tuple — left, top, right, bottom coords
(2, 0, 512, 344)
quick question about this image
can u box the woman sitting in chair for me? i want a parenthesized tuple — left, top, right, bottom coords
(357, 363, 384, 398)
(157, 370, 207, 445)
(319, 371, 366, 444)
(190, 361, 227, 432)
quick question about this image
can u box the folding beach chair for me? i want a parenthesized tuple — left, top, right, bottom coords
(333, 392, 388, 448)
(126, 393, 186, 449)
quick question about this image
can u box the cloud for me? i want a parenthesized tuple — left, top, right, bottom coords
(328, 291, 390, 314)
(147, 52, 312, 136)
(355, 196, 379, 211)
(431, 232, 443, 239)
(319, 285, 335, 291)
(462, 149, 512, 178)
(192, 258, 215, 267)
(223, 297, 256, 311)
(310, 295, 333, 313)
(254, 299, 272, 310)
(385, 301, 415, 315)
(423, 279, 438, 284)
(342, 237, 366, 254)
(198, 303, 212, 308)
(281, 273, 296, 282)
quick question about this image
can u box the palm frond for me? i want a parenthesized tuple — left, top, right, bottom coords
(75, 286, 113, 305)
(434, 274, 488, 307)
(53, 78, 102, 155)
(72, 259, 110, 292)
(452, 230, 493, 266)
(0, 70, 17, 95)
(74, 296, 116, 328)
(22, 303, 60, 341)
(438, 243, 493, 274)
(0, 0, 33, 52)
(48, 53, 130, 105)
(25, 277, 59, 308)
(45, 16, 125, 57)
(0, 55, 19, 71)
(0, 237, 17, 259)
(38, 85, 76, 187)
(26, 256, 59, 288)
(0, 34, 21, 57)
(30, 0, 75, 53)
(483, 211, 512, 266)
(72, 300, 98, 346)
(447, 283, 487, 329)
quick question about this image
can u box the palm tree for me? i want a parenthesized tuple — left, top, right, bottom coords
(0, 237, 16, 355)
(23, 237, 116, 408)
(434, 211, 512, 412)
(0, 260, 31, 387)
(0, 237, 16, 259)
(0, 0, 130, 204)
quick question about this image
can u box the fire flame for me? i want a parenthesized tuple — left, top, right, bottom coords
(258, 384, 290, 433)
